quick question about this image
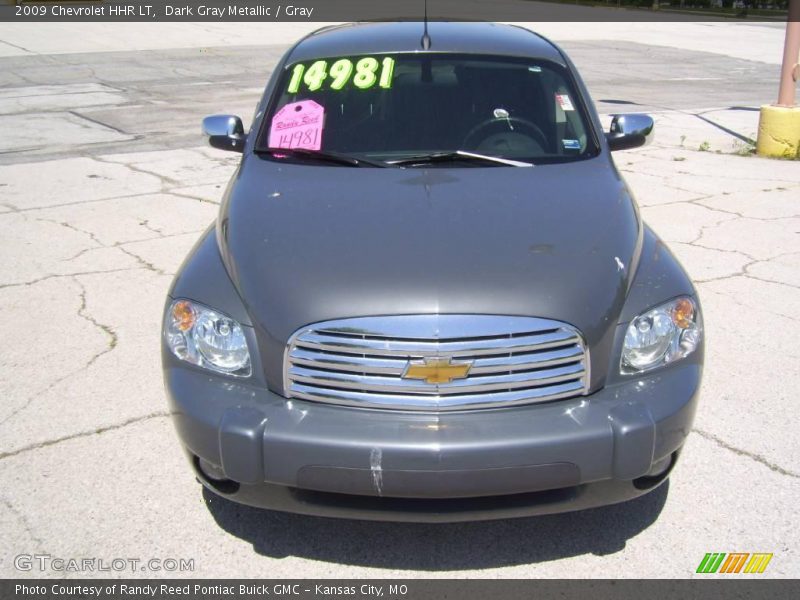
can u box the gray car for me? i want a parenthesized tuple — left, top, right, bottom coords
(162, 21, 703, 522)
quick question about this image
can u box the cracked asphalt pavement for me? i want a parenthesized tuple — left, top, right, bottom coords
(0, 22, 798, 578)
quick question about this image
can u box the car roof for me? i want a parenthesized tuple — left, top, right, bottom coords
(286, 21, 566, 67)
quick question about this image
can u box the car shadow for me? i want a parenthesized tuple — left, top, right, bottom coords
(202, 482, 669, 570)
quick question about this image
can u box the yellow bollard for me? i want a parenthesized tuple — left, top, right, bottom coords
(756, 0, 800, 159)
(756, 105, 800, 159)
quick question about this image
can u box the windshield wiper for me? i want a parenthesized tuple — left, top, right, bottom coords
(388, 151, 533, 168)
(259, 148, 390, 168)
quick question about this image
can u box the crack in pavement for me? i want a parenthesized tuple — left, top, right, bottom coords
(621, 156, 800, 187)
(619, 171, 717, 202)
(0, 267, 144, 290)
(168, 190, 221, 205)
(116, 245, 168, 275)
(0, 232, 192, 288)
(62, 245, 101, 263)
(631, 194, 715, 210)
(0, 275, 122, 426)
(0, 188, 219, 213)
(35, 215, 105, 249)
(0, 496, 46, 548)
(741, 272, 800, 291)
(0, 366, 82, 428)
(631, 175, 799, 271)
(74, 276, 118, 370)
(621, 165, 800, 222)
(699, 285, 800, 325)
(68, 110, 131, 137)
(679, 214, 798, 265)
(92, 155, 181, 191)
(690, 250, 800, 288)
(0, 201, 20, 212)
(686, 227, 757, 260)
(0, 412, 171, 462)
(0, 39, 34, 54)
(62, 229, 208, 263)
(693, 428, 800, 480)
(694, 199, 800, 223)
(139, 218, 164, 236)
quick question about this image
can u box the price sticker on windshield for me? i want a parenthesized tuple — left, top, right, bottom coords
(555, 94, 575, 111)
(269, 100, 325, 150)
(287, 57, 396, 93)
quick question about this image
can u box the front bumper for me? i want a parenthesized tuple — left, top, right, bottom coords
(166, 362, 700, 522)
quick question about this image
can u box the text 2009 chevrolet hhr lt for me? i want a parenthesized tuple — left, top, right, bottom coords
(162, 22, 703, 522)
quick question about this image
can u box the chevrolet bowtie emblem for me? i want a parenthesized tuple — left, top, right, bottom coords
(402, 357, 473, 385)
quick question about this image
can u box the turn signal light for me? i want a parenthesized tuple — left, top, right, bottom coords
(172, 300, 195, 332)
(671, 298, 694, 329)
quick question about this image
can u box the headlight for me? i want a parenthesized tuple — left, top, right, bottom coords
(165, 299, 251, 377)
(621, 297, 701, 373)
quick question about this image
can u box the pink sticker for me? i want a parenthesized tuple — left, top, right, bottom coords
(269, 100, 324, 150)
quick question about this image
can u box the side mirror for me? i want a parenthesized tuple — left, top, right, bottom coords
(606, 114, 654, 151)
(202, 115, 246, 153)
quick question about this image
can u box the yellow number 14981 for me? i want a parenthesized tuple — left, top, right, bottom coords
(287, 57, 395, 93)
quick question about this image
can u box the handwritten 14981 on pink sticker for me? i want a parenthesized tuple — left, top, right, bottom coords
(269, 100, 325, 150)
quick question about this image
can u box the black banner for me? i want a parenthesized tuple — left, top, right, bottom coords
(3, 580, 800, 600)
(0, 0, 793, 23)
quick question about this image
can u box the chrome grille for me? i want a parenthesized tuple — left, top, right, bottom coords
(283, 315, 589, 411)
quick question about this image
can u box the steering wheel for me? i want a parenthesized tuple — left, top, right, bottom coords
(462, 117, 549, 154)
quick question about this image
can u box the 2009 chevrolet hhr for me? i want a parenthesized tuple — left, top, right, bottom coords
(162, 22, 703, 521)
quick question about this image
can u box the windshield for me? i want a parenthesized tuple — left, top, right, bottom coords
(257, 53, 599, 165)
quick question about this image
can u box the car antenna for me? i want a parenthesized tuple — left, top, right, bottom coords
(421, 0, 431, 50)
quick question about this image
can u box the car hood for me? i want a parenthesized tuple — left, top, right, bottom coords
(219, 155, 641, 386)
